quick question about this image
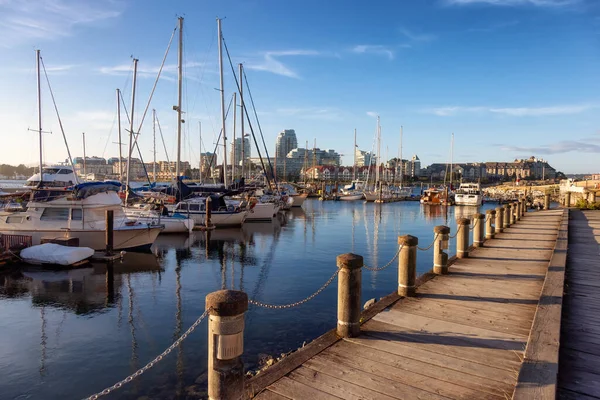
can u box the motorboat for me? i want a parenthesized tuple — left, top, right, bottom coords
(124, 204, 194, 233)
(420, 187, 454, 205)
(0, 182, 162, 251)
(454, 182, 483, 206)
(1, 165, 78, 194)
(225, 197, 277, 222)
(173, 194, 247, 228)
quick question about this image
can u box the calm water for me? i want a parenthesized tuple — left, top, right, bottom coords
(0, 199, 496, 400)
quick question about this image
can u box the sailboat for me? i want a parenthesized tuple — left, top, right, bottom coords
(363, 116, 382, 202)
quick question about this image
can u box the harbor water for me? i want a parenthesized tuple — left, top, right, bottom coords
(0, 199, 497, 399)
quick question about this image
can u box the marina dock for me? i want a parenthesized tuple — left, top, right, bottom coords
(248, 208, 568, 399)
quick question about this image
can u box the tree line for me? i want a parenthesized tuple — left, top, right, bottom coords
(0, 164, 36, 178)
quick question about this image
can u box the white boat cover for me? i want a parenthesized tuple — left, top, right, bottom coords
(20, 243, 95, 265)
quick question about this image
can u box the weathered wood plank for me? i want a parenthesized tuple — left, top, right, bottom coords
(267, 376, 343, 400)
(558, 369, 600, 398)
(254, 389, 293, 400)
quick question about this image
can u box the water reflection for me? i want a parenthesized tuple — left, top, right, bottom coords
(0, 200, 499, 400)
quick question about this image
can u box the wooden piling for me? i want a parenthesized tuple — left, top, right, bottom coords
(456, 218, 470, 258)
(485, 209, 496, 239)
(206, 290, 248, 400)
(544, 193, 550, 210)
(105, 210, 114, 256)
(336, 253, 363, 338)
(473, 213, 485, 248)
(495, 206, 504, 233)
(504, 204, 511, 228)
(510, 202, 517, 225)
(564, 191, 571, 207)
(433, 226, 449, 274)
(206, 196, 212, 228)
(398, 235, 418, 297)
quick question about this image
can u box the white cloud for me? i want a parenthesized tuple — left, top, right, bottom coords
(98, 61, 205, 82)
(352, 45, 395, 60)
(399, 28, 436, 42)
(245, 50, 320, 79)
(426, 104, 597, 116)
(366, 111, 379, 118)
(445, 0, 580, 7)
(502, 139, 600, 154)
(0, 0, 123, 47)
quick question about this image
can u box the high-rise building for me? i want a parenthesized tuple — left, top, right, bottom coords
(355, 149, 376, 167)
(230, 137, 251, 166)
(275, 129, 298, 159)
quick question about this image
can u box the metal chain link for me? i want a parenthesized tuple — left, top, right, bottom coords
(248, 269, 340, 309)
(85, 308, 211, 400)
(448, 224, 462, 239)
(364, 245, 403, 271)
(417, 234, 439, 251)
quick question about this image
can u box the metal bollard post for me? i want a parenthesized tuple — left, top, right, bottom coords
(433, 226, 450, 274)
(456, 218, 470, 258)
(105, 209, 114, 256)
(544, 194, 550, 210)
(503, 204, 511, 228)
(398, 235, 418, 297)
(495, 206, 504, 233)
(336, 253, 363, 338)
(486, 209, 496, 239)
(473, 213, 485, 248)
(206, 290, 248, 400)
(565, 192, 571, 208)
(206, 196, 212, 228)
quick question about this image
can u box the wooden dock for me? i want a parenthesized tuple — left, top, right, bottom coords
(248, 209, 567, 399)
(558, 210, 600, 399)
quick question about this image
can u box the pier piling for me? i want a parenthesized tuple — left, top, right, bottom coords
(544, 193, 550, 210)
(206, 290, 248, 400)
(473, 213, 485, 248)
(105, 210, 114, 256)
(433, 226, 450, 274)
(495, 206, 504, 233)
(456, 218, 470, 258)
(504, 204, 511, 228)
(206, 197, 212, 228)
(564, 191, 571, 207)
(336, 253, 363, 338)
(398, 235, 418, 297)
(516, 200, 522, 221)
(486, 209, 496, 239)
(510, 203, 517, 225)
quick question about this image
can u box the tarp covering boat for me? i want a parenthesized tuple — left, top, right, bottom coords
(20, 243, 94, 265)
(72, 181, 121, 199)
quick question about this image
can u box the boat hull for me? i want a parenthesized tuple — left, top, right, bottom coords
(339, 193, 364, 201)
(0, 226, 162, 251)
(185, 210, 247, 228)
(455, 194, 483, 206)
(246, 203, 276, 222)
(363, 192, 378, 202)
(124, 210, 194, 233)
(291, 194, 308, 207)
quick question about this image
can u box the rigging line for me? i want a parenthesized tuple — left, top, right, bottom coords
(131, 24, 178, 150)
(221, 36, 270, 186)
(206, 93, 234, 173)
(155, 114, 173, 175)
(39, 56, 79, 184)
(119, 90, 131, 124)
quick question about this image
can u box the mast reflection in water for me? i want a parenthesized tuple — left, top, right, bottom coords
(0, 199, 497, 399)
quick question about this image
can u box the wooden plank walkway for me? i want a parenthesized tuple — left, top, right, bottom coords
(558, 210, 600, 399)
(251, 209, 564, 400)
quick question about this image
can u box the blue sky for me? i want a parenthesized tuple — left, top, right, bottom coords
(0, 0, 599, 173)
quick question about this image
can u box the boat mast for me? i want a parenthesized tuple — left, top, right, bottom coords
(312, 138, 316, 183)
(353, 128, 357, 181)
(303, 141, 308, 185)
(400, 126, 403, 188)
(116, 88, 123, 182)
(82, 132, 87, 180)
(36, 49, 43, 185)
(217, 17, 228, 187)
(175, 16, 183, 180)
(450, 132, 454, 190)
(239, 63, 245, 180)
(376, 116, 380, 184)
(232, 92, 237, 182)
(199, 121, 202, 183)
(152, 109, 157, 183)
(125, 58, 138, 201)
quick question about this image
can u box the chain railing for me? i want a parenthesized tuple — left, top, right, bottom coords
(85, 308, 211, 400)
(416, 234, 439, 251)
(248, 268, 340, 309)
(363, 245, 403, 271)
(448, 224, 463, 239)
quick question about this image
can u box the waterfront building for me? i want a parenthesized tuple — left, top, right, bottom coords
(355, 149, 376, 167)
(73, 156, 112, 178)
(485, 156, 555, 180)
(275, 129, 298, 159)
(230, 137, 251, 167)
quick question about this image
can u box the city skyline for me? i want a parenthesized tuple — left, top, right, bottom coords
(1, 1, 598, 173)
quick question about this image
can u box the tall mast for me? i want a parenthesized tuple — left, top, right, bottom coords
(125, 58, 138, 201)
(312, 138, 316, 183)
(217, 17, 228, 187)
(36, 49, 43, 184)
(239, 63, 245, 180)
(353, 128, 357, 181)
(303, 141, 308, 185)
(82, 132, 87, 180)
(116, 88, 123, 182)
(175, 16, 183, 179)
(232, 92, 237, 182)
(400, 126, 403, 188)
(376, 116, 381, 184)
(199, 121, 202, 183)
(450, 133, 454, 189)
(152, 109, 156, 183)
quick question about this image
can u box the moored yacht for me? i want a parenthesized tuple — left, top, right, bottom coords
(454, 182, 483, 206)
(174, 194, 247, 228)
(0, 182, 162, 251)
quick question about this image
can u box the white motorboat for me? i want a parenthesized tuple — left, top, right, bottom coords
(174, 195, 247, 228)
(455, 182, 483, 206)
(0, 182, 162, 251)
(124, 206, 194, 233)
(1, 165, 78, 194)
(225, 198, 277, 222)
